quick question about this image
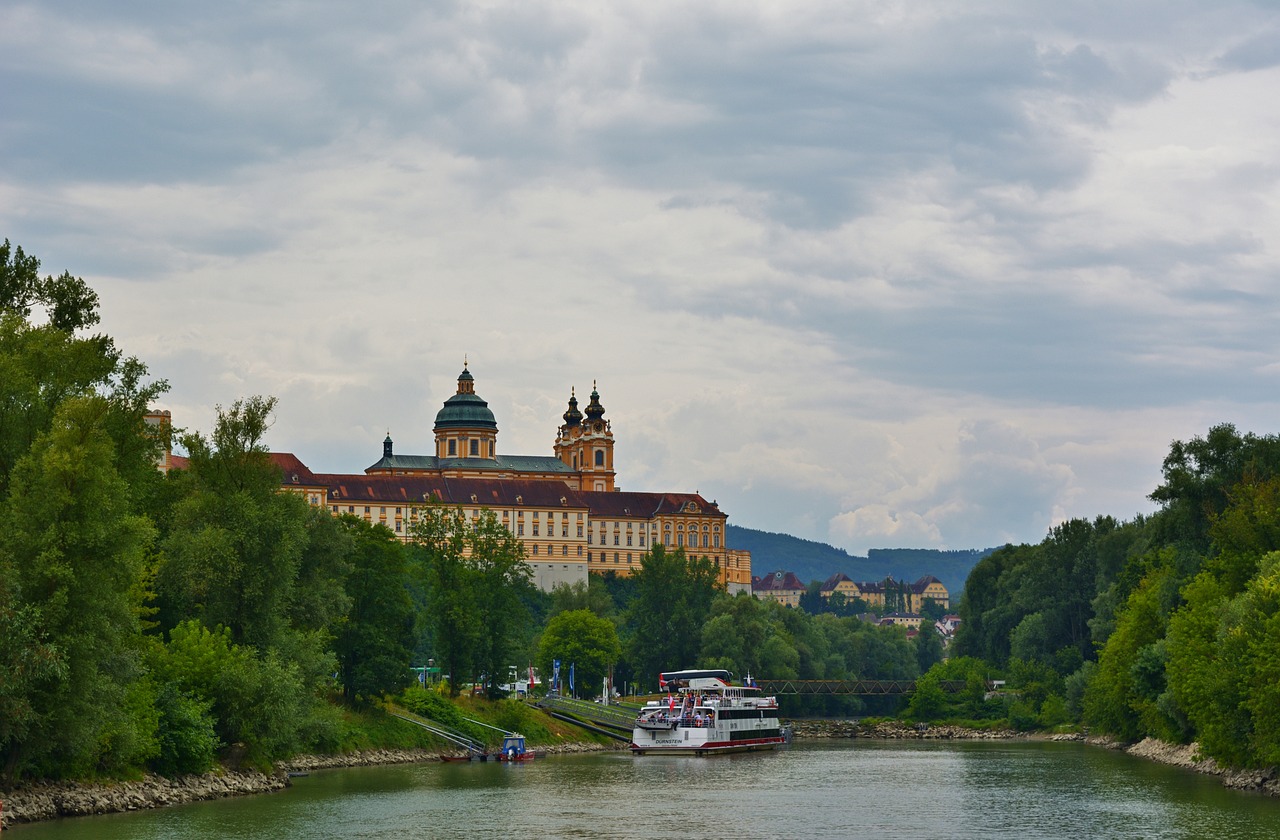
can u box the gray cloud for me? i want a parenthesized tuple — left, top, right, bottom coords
(4, 0, 1280, 557)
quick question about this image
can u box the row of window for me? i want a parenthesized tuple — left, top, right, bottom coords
(443, 437, 496, 458)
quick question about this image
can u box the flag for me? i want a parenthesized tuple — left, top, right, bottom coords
(553, 660, 561, 693)
(569, 662, 575, 694)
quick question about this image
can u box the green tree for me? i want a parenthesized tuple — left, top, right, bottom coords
(1, 396, 157, 779)
(1083, 558, 1181, 741)
(332, 517, 415, 703)
(538, 609, 621, 698)
(410, 505, 533, 696)
(157, 397, 314, 651)
(623, 544, 720, 690)
(915, 621, 944, 673)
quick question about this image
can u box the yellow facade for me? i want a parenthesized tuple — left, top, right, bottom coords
(269, 364, 750, 593)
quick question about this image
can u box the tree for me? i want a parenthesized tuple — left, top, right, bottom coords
(1, 396, 156, 779)
(332, 517, 415, 703)
(410, 505, 533, 696)
(915, 621, 945, 673)
(157, 397, 314, 651)
(623, 544, 720, 690)
(538, 609, 620, 698)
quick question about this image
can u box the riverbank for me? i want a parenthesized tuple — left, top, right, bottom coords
(1113, 737, 1278, 796)
(788, 718, 1019, 740)
(0, 741, 612, 827)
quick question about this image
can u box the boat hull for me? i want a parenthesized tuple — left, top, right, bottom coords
(629, 736, 785, 756)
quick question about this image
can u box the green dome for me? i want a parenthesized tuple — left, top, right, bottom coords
(434, 392, 497, 430)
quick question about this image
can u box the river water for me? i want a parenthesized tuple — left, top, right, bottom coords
(12, 741, 1280, 839)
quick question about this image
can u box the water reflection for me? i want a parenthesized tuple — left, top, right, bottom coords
(11, 741, 1280, 839)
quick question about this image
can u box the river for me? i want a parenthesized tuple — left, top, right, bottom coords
(10, 741, 1280, 839)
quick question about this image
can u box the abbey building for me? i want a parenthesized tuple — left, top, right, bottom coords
(271, 365, 752, 593)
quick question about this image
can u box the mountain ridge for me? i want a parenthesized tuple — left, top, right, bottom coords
(727, 524, 998, 599)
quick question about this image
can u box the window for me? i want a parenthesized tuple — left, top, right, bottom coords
(395, 507, 401, 515)
(562, 527, 568, 538)
(380, 507, 386, 515)
(577, 546, 583, 556)
(577, 525, 584, 537)
(517, 525, 524, 535)
(714, 535, 721, 548)
(448, 439, 456, 456)
(613, 553, 619, 563)
(470, 439, 479, 456)
(595, 449, 604, 467)
(488, 440, 494, 457)
(562, 545, 568, 556)
(577, 512, 583, 520)
(613, 535, 620, 546)
(532, 545, 539, 555)
(364, 506, 370, 513)
(626, 535, 632, 546)
(395, 522, 402, 532)
(533, 525, 540, 536)
(639, 535, 646, 546)
(588, 534, 593, 544)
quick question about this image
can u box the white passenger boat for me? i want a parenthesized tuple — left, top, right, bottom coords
(630, 669, 786, 755)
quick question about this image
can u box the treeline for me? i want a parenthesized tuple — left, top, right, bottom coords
(0, 241, 937, 784)
(941, 424, 1280, 768)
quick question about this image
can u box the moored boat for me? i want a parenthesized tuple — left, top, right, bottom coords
(630, 669, 785, 756)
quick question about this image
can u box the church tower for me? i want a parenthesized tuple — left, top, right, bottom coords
(555, 382, 616, 491)
(433, 362, 499, 461)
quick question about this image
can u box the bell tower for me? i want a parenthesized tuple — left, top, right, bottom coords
(555, 381, 616, 491)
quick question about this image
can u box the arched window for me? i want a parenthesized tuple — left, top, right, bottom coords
(595, 449, 605, 467)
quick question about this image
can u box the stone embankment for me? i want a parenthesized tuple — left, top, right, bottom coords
(0, 769, 287, 827)
(1, 741, 610, 827)
(1123, 738, 1278, 796)
(789, 719, 1018, 740)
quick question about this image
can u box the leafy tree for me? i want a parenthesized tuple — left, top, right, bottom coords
(915, 621, 944, 673)
(157, 397, 314, 651)
(538, 609, 620, 698)
(1150, 424, 1280, 552)
(0, 396, 156, 779)
(1083, 558, 1181, 741)
(622, 544, 720, 690)
(410, 505, 533, 696)
(549, 579, 617, 621)
(332, 517, 415, 703)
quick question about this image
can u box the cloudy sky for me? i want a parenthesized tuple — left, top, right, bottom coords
(4, 1, 1279, 555)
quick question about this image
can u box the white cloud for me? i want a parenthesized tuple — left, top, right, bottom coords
(5, 0, 1280, 557)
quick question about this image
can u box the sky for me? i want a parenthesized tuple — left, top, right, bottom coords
(4, 1, 1280, 556)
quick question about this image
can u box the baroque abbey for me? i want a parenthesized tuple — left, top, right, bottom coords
(272, 365, 752, 592)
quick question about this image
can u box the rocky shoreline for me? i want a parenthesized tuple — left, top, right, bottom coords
(0, 741, 612, 828)
(788, 718, 1019, 740)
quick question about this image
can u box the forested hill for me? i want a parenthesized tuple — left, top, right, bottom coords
(726, 525, 996, 595)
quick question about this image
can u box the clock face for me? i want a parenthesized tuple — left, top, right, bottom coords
(594, 422, 603, 432)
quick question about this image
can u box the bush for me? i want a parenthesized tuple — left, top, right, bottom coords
(401, 686, 486, 743)
(151, 685, 219, 777)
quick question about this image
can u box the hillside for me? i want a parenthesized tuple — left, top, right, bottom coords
(726, 524, 998, 598)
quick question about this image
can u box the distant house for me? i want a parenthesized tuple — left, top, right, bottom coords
(752, 570, 808, 607)
(878, 612, 924, 630)
(819, 572, 865, 604)
(910, 575, 950, 610)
